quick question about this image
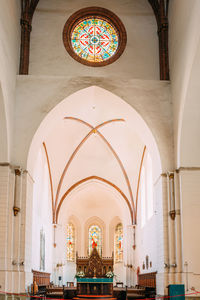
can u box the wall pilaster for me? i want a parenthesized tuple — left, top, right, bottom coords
(161, 174, 169, 295)
(0, 165, 34, 293)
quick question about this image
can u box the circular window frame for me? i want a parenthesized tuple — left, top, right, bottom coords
(63, 7, 127, 67)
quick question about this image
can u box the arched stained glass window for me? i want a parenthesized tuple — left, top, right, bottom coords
(147, 153, 153, 219)
(114, 223, 123, 262)
(66, 223, 75, 261)
(89, 225, 102, 256)
(141, 166, 146, 228)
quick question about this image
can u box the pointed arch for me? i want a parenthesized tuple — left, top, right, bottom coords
(56, 176, 133, 224)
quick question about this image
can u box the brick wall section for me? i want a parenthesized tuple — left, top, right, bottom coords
(0, 166, 15, 292)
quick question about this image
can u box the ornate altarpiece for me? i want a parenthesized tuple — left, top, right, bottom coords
(76, 247, 113, 277)
(76, 247, 114, 295)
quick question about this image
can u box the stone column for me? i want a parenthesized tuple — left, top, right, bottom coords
(12, 168, 23, 292)
(19, 15, 32, 74)
(0, 165, 15, 292)
(125, 225, 131, 287)
(161, 174, 169, 295)
(174, 171, 183, 284)
(125, 225, 135, 287)
(167, 173, 176, 284)
(20, 171, 34, 292)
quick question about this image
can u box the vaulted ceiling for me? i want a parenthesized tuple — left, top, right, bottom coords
(28, 86, 161, 225)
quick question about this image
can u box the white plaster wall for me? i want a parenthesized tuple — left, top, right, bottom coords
(31, 150, 53, 274)
(114, 263, 125, 285)
(180, 170, 200, 291)
(169, 0, 200, 167)
(135, 185, 158, 275)
(21, 172, 34, 292)
(63, 262, 76, 286)
(178, 39, 200, 167)
(0, 0, 20, 162)
(30, 0, 159, 79)
(133, 167, 165, 293)
(155, 176, 165, 295)
(169, 2, 200, 291)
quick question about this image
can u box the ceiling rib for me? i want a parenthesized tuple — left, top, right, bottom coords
(56, 175, 133, 224)
(135, 145, 146, 224)
(43, 142, 56, 223)
(54, 118, 126, 209)
(54, 117, 135, 220)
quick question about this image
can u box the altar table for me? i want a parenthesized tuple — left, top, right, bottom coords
(77, 278, 113, 295)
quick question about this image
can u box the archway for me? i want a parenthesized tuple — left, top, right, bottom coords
(27, 86, 163, 288)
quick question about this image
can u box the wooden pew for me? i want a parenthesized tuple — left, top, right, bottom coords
(46, 286, 64, 298)
(32, 270, 51, 295)
(126, 287, 146, 299)
(138, 272, 156, 298)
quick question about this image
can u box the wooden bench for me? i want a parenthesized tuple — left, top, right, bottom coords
(126, 287, 146, 299)
(138, 272, 156, 298)
(31, 270, 51, 295)
(46, 286, 64, 298)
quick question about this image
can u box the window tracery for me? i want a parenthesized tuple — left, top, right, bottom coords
(63, 7, 127, 67)
(71, 18, 118, 63)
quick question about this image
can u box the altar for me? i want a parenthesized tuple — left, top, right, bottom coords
(77, 278, 113, 295)
(76, 247, 114, 296)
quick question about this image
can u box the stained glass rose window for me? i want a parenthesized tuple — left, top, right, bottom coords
(71, 18, 119, 62)
(63, 7, 127, 66)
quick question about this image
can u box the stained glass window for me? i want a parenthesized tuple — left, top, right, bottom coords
(147, 153, 153, 219)
(141, 166, 146, 228)
(114, 223, 123, 263)
(40, 229, 45, 271)
(89, 225, 102, 256)
(67, 223, 75, 261)
(71, 17, 119, 63)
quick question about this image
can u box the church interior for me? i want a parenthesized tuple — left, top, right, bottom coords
(0, 0, 200, 299)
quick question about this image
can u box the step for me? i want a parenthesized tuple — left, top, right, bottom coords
(77, 295, 113, 298)
(73, 296, 117, 300)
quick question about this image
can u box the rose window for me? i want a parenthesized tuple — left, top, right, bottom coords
(63, 7, 127, 67)
(71, 18, 119, 62)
